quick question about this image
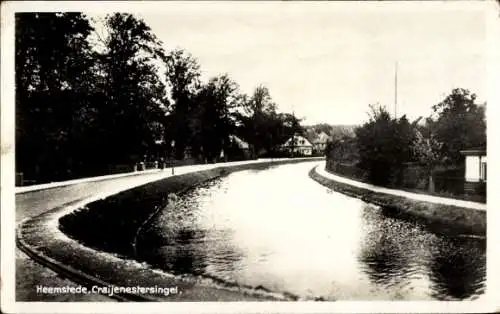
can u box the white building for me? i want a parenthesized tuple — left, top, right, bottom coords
(462, 149, 487, 182)
(461, 149, 486, 195)
(281, 135, 313, 156)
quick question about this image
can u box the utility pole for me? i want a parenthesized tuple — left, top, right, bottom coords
(291, 105, 296, 158)
(394, 61, 398, 119)
(170, 140, 175, 175)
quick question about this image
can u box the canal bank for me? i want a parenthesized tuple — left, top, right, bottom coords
(309, 164, 486, 236)
(129, 161, 486, 301)
(16, 158, 323, 302)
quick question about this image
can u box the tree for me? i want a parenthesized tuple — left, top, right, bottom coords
(244, 85, 277, 116)
(412, 130, 446, 193)
(191, 74, 240, 162)
(15, 13, 96, 182)
(162, 49, 202, 159)
(326, 134, 357, 164)
(234, 85, 306, 157)
(429, 88, 486, 164)
(244, 85, 277, 155)
(355, 105, 413, 185)
(355, 105, 393, 184)
(95, 13, 168, 165)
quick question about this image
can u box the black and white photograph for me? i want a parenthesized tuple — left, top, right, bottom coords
(1, 1, 499, 313)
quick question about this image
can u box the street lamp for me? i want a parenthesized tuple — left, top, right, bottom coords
(171, 140, 175, 175)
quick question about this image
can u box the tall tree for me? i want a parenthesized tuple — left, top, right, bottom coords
(191, 74, 239, 162)
(96, 13, 168, 165)
(237, 85, 280, 156)
(162, 49, 201, 159)
(15, 12, 95, 182)
(429, 88, 486, 164)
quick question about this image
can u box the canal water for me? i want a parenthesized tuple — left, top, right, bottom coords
(137, 162, 486, 301)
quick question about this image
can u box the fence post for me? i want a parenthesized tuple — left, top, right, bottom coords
(16, 172, 24, 186)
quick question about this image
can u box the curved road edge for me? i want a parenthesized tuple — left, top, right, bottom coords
(16, 214, 147, 302)
(309, 164, 486, 236)
(16, 157, 324, 302)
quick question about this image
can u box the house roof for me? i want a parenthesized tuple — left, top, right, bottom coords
(282, 135, 313, 147)
(229, 135, 249, 149)
(460, 149, 486, 156)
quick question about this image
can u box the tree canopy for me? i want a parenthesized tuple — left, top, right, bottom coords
(15, 13, 305, 183)
(328, 88, 486, 189)
(16, 13, 96, 181)
(354, 105, 414, 185)
(427, 88, 486, 163)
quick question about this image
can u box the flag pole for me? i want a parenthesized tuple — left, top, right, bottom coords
(394, 61, 398, 119)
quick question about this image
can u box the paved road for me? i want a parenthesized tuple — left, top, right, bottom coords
(16, 159, 289, 223)
(16, 165, 204, 301)
(16, 169, 176, 301)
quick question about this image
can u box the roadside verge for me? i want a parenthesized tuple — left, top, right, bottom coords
(309, 165, 486, 236)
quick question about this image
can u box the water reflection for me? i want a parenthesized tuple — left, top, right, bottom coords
(427, 236, 486, 300)
(137, 162, 486, 300)
(139, 227, 209, 275)
(358, 204, 486, 300)
(358, 205, 438, 299)
(138, 180, 246, 279)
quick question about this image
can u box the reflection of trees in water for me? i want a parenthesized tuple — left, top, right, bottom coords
(149, 226, 245, 283)
(166, 228, 208, 275)
(358, 205, 414, 288)
(360, 237, 404, 284)
(136, 227, 208, 274)
(358, 233, 414, 289)
(139, 212, 245, 283)
(137, 177, 247, 283)
(428, 237, 486, 300)
(359, 204, 486, 300)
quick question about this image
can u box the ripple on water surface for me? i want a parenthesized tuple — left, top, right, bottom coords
(137, 162, 486, 301)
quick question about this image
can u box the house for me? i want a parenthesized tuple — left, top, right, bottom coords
(460, 149, 486, 194)
(227, 135, 252, 160)
(281, 135, 313, 156)
(312, 131, 330, 154)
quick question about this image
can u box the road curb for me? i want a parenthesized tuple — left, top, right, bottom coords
(15, 158, 325, 195)
(15, 169, 163, 194)
(16, 216, 155, 302)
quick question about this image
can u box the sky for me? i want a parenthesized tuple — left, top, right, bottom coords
(90, 2, 489, 125)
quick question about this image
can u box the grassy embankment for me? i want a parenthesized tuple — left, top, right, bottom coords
(328, 161, 486, 204)
(309, 167, 486, 236)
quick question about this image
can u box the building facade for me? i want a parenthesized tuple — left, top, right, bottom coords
(461, 149, 486, 195)
(281, 135, 313, 156)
